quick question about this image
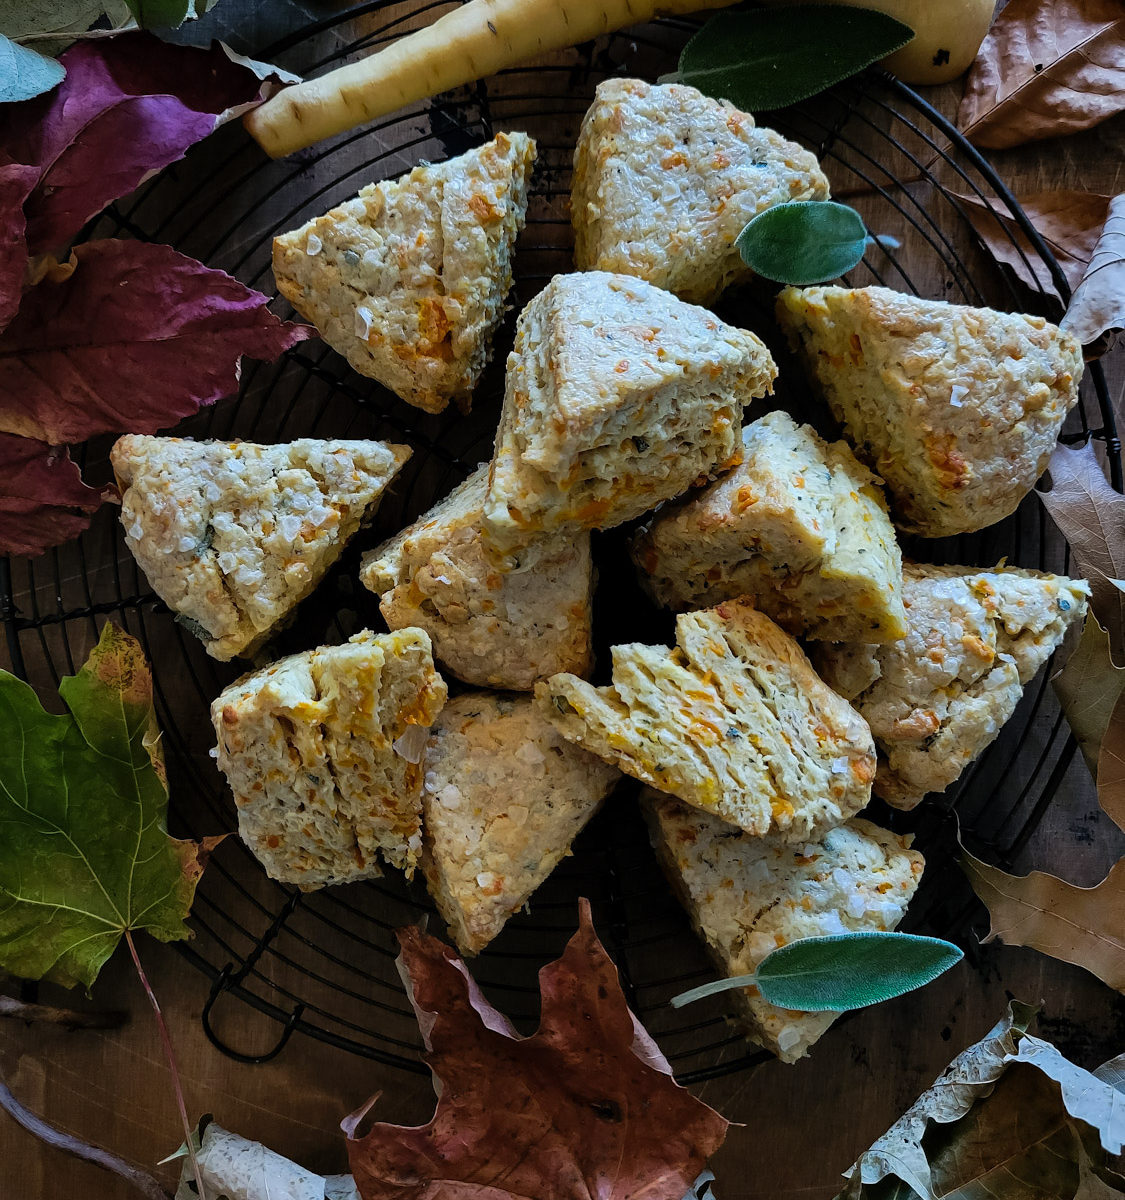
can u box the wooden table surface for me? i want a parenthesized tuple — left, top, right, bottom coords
(3, 4, 1125, 1198)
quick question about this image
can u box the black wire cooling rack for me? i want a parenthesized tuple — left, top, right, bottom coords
(2, 1, 1120, 1084)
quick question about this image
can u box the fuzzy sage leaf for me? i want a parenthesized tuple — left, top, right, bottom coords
(674, 6, 914, 113)
(671, 932, 962, 1012)
(736, 200, 868, 286)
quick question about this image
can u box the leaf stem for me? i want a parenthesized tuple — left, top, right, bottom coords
(0, 994, 127, 1030)
(670, 972, 759, 1009)
(125, 930, 207, 1200)
(0, 1068, 170, 1199)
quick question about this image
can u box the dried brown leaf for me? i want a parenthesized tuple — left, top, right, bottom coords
(1053, 614, 1125, 781)
(1097, 685, 1125, 840)
(958, 0, 1125, 150)
(1063, 193, 1125, 346)
(962, 852, 1125, 992)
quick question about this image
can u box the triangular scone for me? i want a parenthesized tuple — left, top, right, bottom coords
(482, 271, 777, 552)
(212, 629, 447, 889)
(112, 435, 411, 662)
(776, 286, 1083, 537)
(536, 597, 875, 841)
(815, 564, 1089, 809)
(644, 790, 923, 1062)
(420, 693, 620, 955)
(632, 411, 906, 643)
(360, 465, 593, 690)
(572, 78, 830, 304)
(273, 132, 535, 413)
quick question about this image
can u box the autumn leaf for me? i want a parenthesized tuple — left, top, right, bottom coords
(1038, 441, 1125, 666)
(958, 0, 1125, 150)
(1062, 193, 1125, 347)
(0, 160, 39, 328)
(0, 35, 65, 104)
(345, 899, 729, 1200)
(0, 622, 219, 990)
(0, 239, 310, 444)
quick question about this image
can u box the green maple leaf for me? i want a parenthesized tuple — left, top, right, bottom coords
(0, 623, 216, 989)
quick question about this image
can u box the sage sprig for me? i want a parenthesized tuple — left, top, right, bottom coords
(736, 199, 868, 286)
(673, 6, 915, 114)
(671, 932, 963, 1012)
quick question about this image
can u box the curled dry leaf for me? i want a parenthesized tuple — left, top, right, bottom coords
(958, 0, 1125, 150)
(0, 239, 310, 445)
(346, 899, 729, 1200)
(1062, 193, 1125, 347)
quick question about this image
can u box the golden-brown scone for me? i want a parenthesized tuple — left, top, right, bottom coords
(645, 790, 924, 1062)
(775, 285, 1083, 537)
(572, 78, 830, 304)
(420, 693, 620, 955)
(273, 132, 535, 413)
(537, 597, 876, 842)
(211, 629, 447, 888)
(360, 466, 593, 690)
(632, 411, 907, 643)
(482, 271, 777, 552)
(814, 564, 1089, 807)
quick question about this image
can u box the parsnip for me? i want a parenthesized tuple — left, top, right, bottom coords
(245, 0, 735, 158)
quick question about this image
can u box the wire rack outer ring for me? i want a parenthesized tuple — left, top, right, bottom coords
(0, 1, 1119, 1086)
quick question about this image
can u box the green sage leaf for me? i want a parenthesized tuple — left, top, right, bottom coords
(755, 932, 962, 1012)
(736, 200, 868, 286)
(124, 0, 192, 27)
(675, 6, 915, 113)
(0, 33, 65, 103)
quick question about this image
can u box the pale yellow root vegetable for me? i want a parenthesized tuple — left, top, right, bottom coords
(245, 0, 735, 158)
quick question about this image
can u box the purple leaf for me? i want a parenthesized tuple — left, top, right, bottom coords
(0, 238, 311, 444)
(0, 161, 39, 331)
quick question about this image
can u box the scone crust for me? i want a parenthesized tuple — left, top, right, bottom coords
(645, 791, 923, 1062)
(483, 271, 777, 551)
(632, 410, 906, 643)
(420, 692, 619, 955)
(572, 78, 830, 304)
(537, 596, 876, 841)
(776, 285, 1083, 537)
(815, 563, 1089, 807)
(273, 132, 535, 413)
(360, 465, 593, 690)
(112, 435, 410, 661)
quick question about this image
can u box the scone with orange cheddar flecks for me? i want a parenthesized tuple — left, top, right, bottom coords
(644, 790, 924, 1062)
(360, 465, 593, 690)
(775, 285, 1083, 537)
(631, 411, 906, 643)
(420, 692, 620, 955)
(273, 132, 535, 413)
(572, 77, 830, 304)
(112, 435, 411, 662)
(482, 271, 777, 553)
(211, 629, 447, 889)
(815, 564, 1088, 809)
(536, 596, 875, 842)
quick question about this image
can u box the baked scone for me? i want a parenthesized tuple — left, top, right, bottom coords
(537, 597, 875, 841)
(815, 564, 1089, 808)
(211, 629, 447, 888)
(645, 790, 924, 1062)
(775, 286, 1083, 537)
(632, 411, 906, 643)
(273, 132, 535, 413)
(112, 435, 411, 662)
(420, 692, 620, 955)
(360, 465, 593, 690)
(572, 78, 830, 304)
(483, 271, 777, 552)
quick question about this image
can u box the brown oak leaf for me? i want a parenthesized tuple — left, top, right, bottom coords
(1062, 193, 1125, 347)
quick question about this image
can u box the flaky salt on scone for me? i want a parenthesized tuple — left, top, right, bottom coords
(644, 790, 923, 1062)
(815, 564, 1089, 808)
(273, 132, 535, 413)
(537, 597, 875, 842)
(482, 271, 777, 552)
(211, 629, 447, 888)
(420, 692, 620, 955)
(572, 78, 830, 304)
(360, 465, 593, 690)
(112, 435, 410, 662)
(775, 286, 1083, 537)
(632, 411, 906, 643)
